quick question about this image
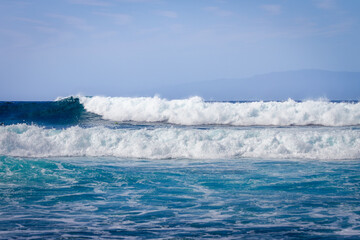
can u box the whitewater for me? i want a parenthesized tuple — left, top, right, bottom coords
(1, 124, 360, 160)
(1, 95, 360, 160)
(79, 96, 360, 126)
(1, 96, 360, 239)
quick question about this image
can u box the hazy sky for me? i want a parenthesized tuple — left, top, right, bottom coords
(1, 0, 360, 100)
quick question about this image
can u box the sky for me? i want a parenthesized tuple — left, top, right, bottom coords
(0, 0, 360, 100)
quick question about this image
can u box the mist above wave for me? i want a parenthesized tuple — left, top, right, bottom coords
(1, 124, 359, 160)
(78, 96, 360, 127)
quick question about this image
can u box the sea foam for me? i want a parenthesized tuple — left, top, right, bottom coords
(1, 124, 359, 159)
(78, 96, 360, 126)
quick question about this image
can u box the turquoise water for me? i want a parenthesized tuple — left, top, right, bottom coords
(1, 156, 360, 239)
(1, 97, 360, 239)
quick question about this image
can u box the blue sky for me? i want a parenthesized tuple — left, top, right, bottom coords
(1, 0, 360, 100)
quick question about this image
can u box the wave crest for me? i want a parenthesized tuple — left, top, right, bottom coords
(78, 96, 360, 126)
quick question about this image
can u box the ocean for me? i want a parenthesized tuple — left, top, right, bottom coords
(1, 96, 360, 239)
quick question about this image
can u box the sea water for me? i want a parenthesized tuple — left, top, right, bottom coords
(0, 96, 360, 239)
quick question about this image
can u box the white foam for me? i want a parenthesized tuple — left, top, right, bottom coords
(1, 124, 359, 160)
(78, 96, 360, 126)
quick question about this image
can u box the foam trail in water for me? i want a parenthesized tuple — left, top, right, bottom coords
(1, 124, 359, 160)
(78, 96, 360, 126)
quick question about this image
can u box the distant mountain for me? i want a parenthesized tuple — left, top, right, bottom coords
(154, 69, 360, 101)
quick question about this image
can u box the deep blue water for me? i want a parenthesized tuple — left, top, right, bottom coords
(1, 97, 360, 239)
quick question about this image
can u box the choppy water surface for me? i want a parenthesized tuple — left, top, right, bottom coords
(1, 96, 360, 239)
(1, 156, 360, 239)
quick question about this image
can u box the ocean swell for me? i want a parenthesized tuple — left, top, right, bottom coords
(1, 124, 359, 160)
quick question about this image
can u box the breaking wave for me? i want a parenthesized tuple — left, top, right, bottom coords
(78, 96, 360, 126)
(1, 124, 359, 160)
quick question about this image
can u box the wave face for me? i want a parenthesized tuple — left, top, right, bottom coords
(1, 124, 359, 160)
(0, 97, 90, 127)
(79, 96, 360, 126)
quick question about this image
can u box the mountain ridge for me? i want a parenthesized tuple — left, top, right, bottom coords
(153, 69, 360, 101)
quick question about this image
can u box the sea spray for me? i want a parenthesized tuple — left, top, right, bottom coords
(78, 96, 360, 126)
